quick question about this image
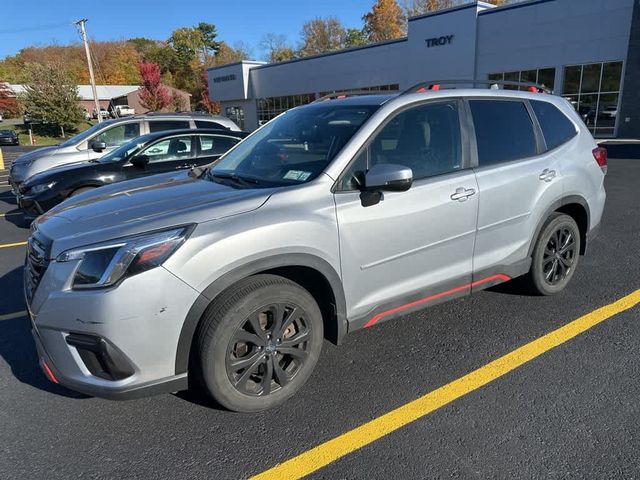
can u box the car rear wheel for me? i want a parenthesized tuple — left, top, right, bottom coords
(526, 213, 581, 295)
(197, 274, 323, 412)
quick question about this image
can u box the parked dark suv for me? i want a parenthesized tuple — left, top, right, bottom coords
(17, 128, 246, 218)
(0, 129, 19, 146)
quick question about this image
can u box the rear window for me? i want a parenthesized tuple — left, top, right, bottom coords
(149, 120, 190, 132)
(195, 120, 228, 130)
(530, 100, 577, 150)
(470, 100, 537, 166)
(199, 135, 239, 155)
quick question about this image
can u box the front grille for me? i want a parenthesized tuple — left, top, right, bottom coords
(24, 227, 52, 303)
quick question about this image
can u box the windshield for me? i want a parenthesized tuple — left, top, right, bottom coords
(209, 104, 379, 186)
(97, 134, 151, 163)
(59, 122, 112, 148)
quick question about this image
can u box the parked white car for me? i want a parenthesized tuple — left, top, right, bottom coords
(114, 105, 135, 117)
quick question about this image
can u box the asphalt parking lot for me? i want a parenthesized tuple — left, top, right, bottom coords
(0, 155, 638, 479)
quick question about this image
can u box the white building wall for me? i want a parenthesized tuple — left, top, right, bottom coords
(475, 0, 634, 83)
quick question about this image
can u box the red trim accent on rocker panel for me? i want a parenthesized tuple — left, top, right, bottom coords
(364, 274, 511, 328)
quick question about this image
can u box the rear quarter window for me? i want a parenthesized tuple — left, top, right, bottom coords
(530, 100, 577, 150)
(149, 120, 191, 132)
(469, 100, 538, 166)
(195, 120, 229, 130)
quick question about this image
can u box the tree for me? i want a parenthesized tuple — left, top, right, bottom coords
(199, 69, 219, 114)
(170, 91, 187, 112)
(404, 0, 509, 15)
(17, 63, 84, 137)
(211, 41, 252, 68)
(0, 83, 20, 117)
(299, 17, 346, 57)
(261, 33, 297, 63)
(403, 0, 454, 16)
(363, 0, 406, 43)
(138, 62, 171, 111)
(196, 22, 221, 60)
(344, 28, 369, 48)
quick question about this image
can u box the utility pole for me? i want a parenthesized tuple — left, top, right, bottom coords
(75, 19, 101, 123)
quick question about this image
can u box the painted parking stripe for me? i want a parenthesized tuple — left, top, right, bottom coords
(0, 311, 27, 322)
(0, 241, 27, 249)
(251, 289, 640, 480)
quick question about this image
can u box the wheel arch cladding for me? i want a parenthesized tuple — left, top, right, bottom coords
(529, 195, 590, 257)
(174, 254, 347, 375)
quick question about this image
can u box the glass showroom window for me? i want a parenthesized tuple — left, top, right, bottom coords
(318, 83, 400, 98)
(562, 61, 623, 137)
(257, 93, 316, 125)
(488, 68, 556, 91)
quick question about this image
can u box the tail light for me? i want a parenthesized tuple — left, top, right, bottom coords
(592, 147, 608, 174)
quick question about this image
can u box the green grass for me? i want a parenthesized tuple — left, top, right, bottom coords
(0, 120, 96, 146)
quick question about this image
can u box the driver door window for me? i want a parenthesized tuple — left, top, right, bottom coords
(341, 101, 462, 190)
(141, 136, 194, 163)
(93, 123, 140, 147)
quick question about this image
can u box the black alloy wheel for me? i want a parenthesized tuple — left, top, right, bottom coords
(225, 302, 312, 397)
(542, 226, 577, 285)
(197, 274, 323, 412)
(527, 212, 581, 295)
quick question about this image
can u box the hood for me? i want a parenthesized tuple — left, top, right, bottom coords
(12, 146, 60, 165)
(23, 160, 97, 187)
(34, 170, 276, 257)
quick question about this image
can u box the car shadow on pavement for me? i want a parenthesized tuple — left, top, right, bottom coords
(0, 266, 87, 399)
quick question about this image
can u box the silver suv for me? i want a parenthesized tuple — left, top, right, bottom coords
(9, 113, 240, 191)
(26, 82, 606, 412)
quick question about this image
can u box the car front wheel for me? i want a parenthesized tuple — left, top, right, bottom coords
(197, 274, 323, 412)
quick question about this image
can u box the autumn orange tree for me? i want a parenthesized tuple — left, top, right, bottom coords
(299, 17, 347, 57)
(363, 0, 406, 43)
(404, 0, 509, 16)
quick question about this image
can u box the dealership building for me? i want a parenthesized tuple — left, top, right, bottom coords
(208, 0, 639, 138)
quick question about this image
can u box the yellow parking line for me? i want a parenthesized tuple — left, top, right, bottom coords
(251, 289, 640, 480)
(0, 241, 27, 249)
(0, 310, 27, 322)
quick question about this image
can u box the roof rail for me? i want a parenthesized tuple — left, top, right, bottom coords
(312, 90, 394, 103)
(142, 111, 215, 117)
(402, 79, 553, 95)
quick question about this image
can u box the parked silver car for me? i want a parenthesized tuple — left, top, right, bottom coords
(8, 113, 240, 192)
(26, 83, 606, 412)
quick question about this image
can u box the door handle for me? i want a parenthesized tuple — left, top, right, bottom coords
(450, 187, 476, 202)
(539, 168, 556, 182)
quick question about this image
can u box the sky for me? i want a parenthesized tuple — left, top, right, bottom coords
(0, 0, 376, 60)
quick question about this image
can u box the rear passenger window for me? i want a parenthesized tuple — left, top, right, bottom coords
(470, 100, 537, 166)
(199, 135, 239, 156)
(195, 120, 228, 130)
(530, 100, 577, 150)
(149, 120, 190, 132)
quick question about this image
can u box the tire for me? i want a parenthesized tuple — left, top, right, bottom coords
(69, 186, 96, 198)
(526, 213, 581, 295)
(197, 274, 323, 412)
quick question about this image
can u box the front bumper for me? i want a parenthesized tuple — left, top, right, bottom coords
(28, 261, 200, 400)
(16, 195, 44, 219)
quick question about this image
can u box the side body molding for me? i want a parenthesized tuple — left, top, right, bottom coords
(174, 253, 347, 374)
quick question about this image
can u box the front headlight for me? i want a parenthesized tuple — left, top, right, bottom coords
(56, 226, 194, 289)
(28, 181, 57, 195)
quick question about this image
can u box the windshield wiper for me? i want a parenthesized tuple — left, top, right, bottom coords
(208, 171, 261, 186)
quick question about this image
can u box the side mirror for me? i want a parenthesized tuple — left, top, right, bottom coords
(91, 140, 107, 152)
(130, 154, 149, 167)
(364, 164, 413, 192)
